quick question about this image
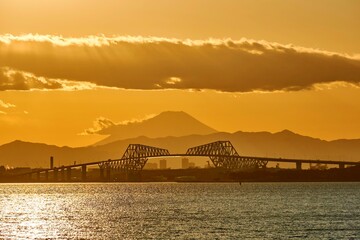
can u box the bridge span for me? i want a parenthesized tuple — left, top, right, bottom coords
(20, 140, 360, 181)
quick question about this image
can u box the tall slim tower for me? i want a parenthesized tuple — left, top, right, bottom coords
(50, 156, 54, 169)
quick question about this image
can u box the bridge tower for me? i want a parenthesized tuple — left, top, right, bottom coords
(99, 144, 170, 175)
(186, 141, 268, 170)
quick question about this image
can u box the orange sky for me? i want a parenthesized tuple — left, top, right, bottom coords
(0, 0, 359, 147)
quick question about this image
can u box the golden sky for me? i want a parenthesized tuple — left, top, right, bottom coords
(0, 0, 359, 147)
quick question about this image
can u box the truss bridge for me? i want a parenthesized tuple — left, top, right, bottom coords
(18, 140, 360, 182)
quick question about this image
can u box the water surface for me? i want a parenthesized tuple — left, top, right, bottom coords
(0, 182, 359, 239)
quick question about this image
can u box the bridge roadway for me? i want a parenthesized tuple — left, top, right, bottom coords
(23, 153, 360, 182)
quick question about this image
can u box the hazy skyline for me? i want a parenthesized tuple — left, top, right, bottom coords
(0, 0, 359, 147)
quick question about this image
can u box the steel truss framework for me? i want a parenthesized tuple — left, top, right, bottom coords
(99, 141, 267, 172)
(99, 144, 170, 171)
(186, 141, 267, 169)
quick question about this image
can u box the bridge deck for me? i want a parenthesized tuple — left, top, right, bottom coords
(25, 154, 360, 175)
(160, 154, 360, 165)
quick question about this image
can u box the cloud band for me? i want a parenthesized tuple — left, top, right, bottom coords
(0, 34, 359, 92)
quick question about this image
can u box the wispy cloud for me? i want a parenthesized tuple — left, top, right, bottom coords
(1, 34, 359, 92)
(0, 99, 16, 108)
(80, 117, 116, 135)
(80, 114, 156, 135)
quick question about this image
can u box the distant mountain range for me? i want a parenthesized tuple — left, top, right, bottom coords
(0, 111, 360, 168)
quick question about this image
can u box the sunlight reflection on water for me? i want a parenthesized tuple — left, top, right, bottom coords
(0, 182, 359, 239)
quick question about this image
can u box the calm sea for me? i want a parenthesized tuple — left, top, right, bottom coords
(0, 182, 359, 239)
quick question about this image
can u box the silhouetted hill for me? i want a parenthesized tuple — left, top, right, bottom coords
(94, 111, 217, 145)
(1, 131, 360, 168)
(0, 140, 107, 168)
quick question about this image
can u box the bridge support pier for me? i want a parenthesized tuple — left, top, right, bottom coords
(296, 162, 302, 170)
(339, 163, 345, 169)
(53, 168, 58, 181)
(106, 166, 111, 181)
(66, 167, 72, 181)
(99, 167, 104, 181)
(81, 165, 87, 181)
(45, 170, 49, 181)
(61, 167, 65, 181)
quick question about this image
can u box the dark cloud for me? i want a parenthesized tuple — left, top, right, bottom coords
(0, 35, 359, 92)
(0, 67, 62, 90)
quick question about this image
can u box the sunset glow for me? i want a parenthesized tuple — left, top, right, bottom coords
(0, 0, 359, 147)
(1, 1, 360, 239)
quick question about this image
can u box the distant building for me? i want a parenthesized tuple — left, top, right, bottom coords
(204, 161, 214, 168)
(182, 158, 189, 169)
(188, 162, 196, 168)
(159, 159, 167, 169)
(144, 162, 158, 170)
(310, 163, 328, 170)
